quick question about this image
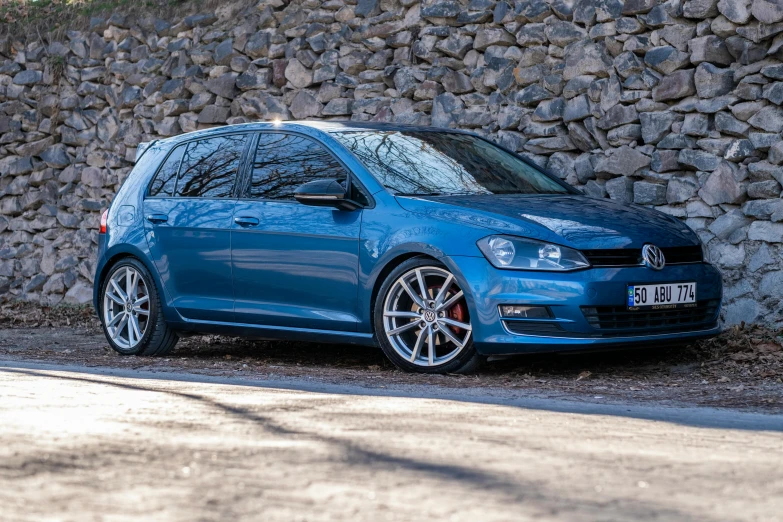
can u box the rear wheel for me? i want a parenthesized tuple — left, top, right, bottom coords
(374, 258, 484, 374)
(100, 258, 177, 356)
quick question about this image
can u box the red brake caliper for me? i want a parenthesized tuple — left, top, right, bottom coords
(428, 284, 466, 336)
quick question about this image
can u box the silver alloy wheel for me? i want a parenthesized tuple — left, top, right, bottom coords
(102, 266, 150, 350)
(382, 266, 472, 367)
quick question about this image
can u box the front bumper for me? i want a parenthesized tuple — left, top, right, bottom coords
(449, 256, 723, 356)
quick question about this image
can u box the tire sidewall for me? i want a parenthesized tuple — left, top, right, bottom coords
(100, 258, 160, 355)
(373, 257, 479, 374)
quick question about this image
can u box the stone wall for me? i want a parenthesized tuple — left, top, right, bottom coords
(0, 0, 781, 324)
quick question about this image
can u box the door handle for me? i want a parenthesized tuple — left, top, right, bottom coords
(234, 216, 260, 227)
(146, 213, 168, 224)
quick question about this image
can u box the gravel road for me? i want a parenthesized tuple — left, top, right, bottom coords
(1, 330, 783, 521)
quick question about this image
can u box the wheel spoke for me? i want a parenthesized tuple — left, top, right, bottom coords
(410, 327, 427, 362)
(434, 274, 454, 306)
(134, 295, 149, 307)
(129, 315, 142, 343)
(384, 310, 420, 319)
(438, 322, 465, 348)
(437, 290, 464, 312)
(427, 327, 435, 366)
(400, 279, 426, 309)
(106, 291, 125, 306)
(438, 317, 472, 331)
(126, 316, 135, 346)
(133, 306, 150, 316)
(112, 315, 128, 340)
(110, 279, 128, 302)
(388, 320, 420, 336)
(415, 269, 428, 301)
(106, 311, 124, 328)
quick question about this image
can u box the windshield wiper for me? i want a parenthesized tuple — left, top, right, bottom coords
(393, 192, 445, 196)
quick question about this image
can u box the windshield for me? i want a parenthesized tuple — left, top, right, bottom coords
(331, 130, 571, 196)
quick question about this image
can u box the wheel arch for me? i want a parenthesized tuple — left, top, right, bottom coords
(94, 247, 174, 321)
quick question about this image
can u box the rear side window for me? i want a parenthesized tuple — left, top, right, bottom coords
(148, 144, 184, 197)
(175, 134, 248, 198)
(248, 133, 348, 200)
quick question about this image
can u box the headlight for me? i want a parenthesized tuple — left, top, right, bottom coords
(477, 235, 590, 271)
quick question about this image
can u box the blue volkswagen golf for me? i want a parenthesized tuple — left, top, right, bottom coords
(94, 121, 722, 374)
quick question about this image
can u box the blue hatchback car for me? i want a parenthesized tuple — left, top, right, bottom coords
(94, 121, 722, 374)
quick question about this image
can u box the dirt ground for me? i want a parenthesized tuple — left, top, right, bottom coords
(0, 302, 781, 412)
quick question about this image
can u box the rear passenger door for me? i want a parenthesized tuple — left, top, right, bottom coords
(231, 132, 366, 331)
(144, 133, 250, 322)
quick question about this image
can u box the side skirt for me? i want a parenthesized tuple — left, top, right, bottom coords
(167, 319, 378, 347)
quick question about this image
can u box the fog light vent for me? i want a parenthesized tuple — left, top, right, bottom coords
(499, 305, 551, 319)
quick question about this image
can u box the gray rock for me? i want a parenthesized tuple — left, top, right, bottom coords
(689, 36, 733, 66)
(724, 139, 755, 161)
(767, 140, 783, 164)
(623, 0, 656, 14)
(667, 174, 700, 202)
(563, 95, 590, 122)
(709, 209, 752, 238)
(285, 59, 313, 89)
(652, 69, 696, 102)
(651, 149, 681, 172)
(743, 198, 783, 218)
(205, 72, 239, 99)
(748, 221, 783, 242)
(12, 70, 42, 85)
(473, 29, 516, 50)
(749, 243, 776, 271)
(748, 106, 783, 132)
(597, 104, 639, 129)
(534, 98, 565, 122)
(683, 0, 720, 18)
(563, 40, 613, 81)
(605, 176, 635, 203)
(752, 0, 783, 23)
(679, 149, 722, 171)
(40, 145, 70, 168)
(545, 21, 586, 47)
(715, 112, 750, 137)
(634, 181, 667, 204)
(748, 180, 782, 198)
(698, 161, 745, 204)
(644, 46, 690, 75)
(289, 91, 322, 119)
(594, 146, 651, 176)
(724, 298, 760, 325)
(694, 63, 734, 98)
(441, 70, 473, 94)
(197, 106, 230, 124)
(639, 112, 676, 144)
(214, 39, 238, 66)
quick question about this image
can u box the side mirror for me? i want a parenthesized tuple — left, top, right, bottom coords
(294, 179, 360, 211)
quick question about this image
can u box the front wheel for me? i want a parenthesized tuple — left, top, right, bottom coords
(100, 258, 178, 356)
(374, 258, 484, 374)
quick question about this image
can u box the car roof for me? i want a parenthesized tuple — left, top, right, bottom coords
(149, 120, 475, 149)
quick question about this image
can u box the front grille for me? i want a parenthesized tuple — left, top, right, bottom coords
(581, 299, 719, 334)
(503, 321, 565, 336)
(582, 245, 703, 267)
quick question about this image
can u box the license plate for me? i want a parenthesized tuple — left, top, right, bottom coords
(627, 283, 697, 310)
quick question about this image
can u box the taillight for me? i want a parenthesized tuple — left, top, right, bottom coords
(100, 209, 108, 234)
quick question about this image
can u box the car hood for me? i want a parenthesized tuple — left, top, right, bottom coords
(395, 194, 699, 250)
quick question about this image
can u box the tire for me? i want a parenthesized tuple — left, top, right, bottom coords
(373, 257, 484, 374)
(99, 257, 178, 357)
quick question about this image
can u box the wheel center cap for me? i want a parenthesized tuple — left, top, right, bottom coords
(125, 302, 132, 313)
(423, 310, 436, 322)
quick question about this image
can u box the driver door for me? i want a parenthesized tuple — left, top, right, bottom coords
(231, 132, 364, 331)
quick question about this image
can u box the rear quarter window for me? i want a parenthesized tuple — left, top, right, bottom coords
(176, 134, 248, 198)
(148, 144, 185, 197)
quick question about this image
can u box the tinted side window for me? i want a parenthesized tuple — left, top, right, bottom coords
(249, 133, 348, 200)
(148, 144, 184, 197)
(176, 134, 248, 198)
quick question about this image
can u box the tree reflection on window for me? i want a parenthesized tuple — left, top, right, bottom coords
(332, 131, 569, 196)
(176, 135, 247, 198)
(249, 133, 348, 200)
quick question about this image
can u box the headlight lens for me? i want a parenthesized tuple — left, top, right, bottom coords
(477, 235, 590, 271)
